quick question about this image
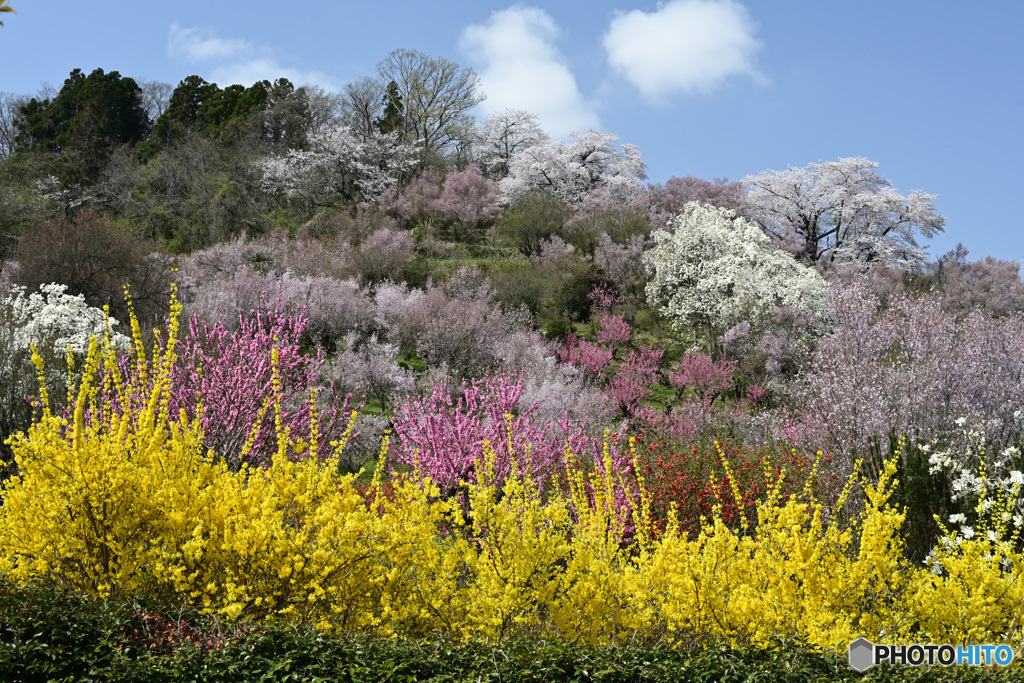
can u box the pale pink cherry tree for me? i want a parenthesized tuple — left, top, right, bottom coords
(436, 165, 501, 240)
(377, 170, 444, 224)
(647, 175, 749, 230)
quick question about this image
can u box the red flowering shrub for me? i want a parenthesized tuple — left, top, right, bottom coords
(635, 436, 840, 540)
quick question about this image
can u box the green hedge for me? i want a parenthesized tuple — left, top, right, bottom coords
(1, 580, 1021, 682)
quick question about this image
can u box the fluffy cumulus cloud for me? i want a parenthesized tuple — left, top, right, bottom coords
(461, 6, 599, 137)
(166, 23, 336, 89)
(604, 0, 761, 99)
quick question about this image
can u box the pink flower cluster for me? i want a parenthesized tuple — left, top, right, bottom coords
(390, 373, 594, 495)
(170, 302, 351, 467)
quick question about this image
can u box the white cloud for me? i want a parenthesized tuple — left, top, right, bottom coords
(166, 23, 336, 89)
(210, 60, 337, 91)
(604, 0, 762, 99)
(461, 6, 599, 137)
(167, 23, 251, 63)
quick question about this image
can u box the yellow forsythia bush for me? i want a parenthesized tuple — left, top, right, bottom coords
(1, 294, 1022, 652)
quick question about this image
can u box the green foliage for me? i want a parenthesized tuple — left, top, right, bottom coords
(0, 580, 136, 681)
(150, 75, 274, 147)
(543, 317, 572, 341)
(376, 80, 404, 136)
(397, 255, 433, 289)
(497, 194, 570, 257)
(15, 68, 150, 186)
(490, 261, 550, 316)
(0, 160, 49, 260)
(552, 258, 606, 321)
(114, 135, 269, 250)
(2, 580, 1020, 682)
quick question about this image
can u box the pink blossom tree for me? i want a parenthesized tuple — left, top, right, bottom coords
(647, 175, 748, 230)
(170, 304, 351, 467)
(607, 346, 664, 417)
(668, 351, 737, 405)
(559, 334, 614, 379)
(390, 373, 593, 496)
(594, 312, 632, 351)
(437, 165, 501, 241)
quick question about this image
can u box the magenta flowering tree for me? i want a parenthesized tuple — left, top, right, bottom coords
(390, 373, 594, 496)
(588, 282, 622, 310)
(594, 312, 632, 351)
(170, 304, 351, 467)
(560, 334, 614, 379)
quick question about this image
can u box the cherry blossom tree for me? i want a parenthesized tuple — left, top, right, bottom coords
(647, 175, 748, 230)
(437, 165, 501, 239)
(744, 157, 945, 266)
(259, 125, 418, 203)
(798, 280, 1024, 457)
(472, 108, 550, 179)
(378, 170, 444, 223)
(379, 166, 500, 241)
(930, 244, 1024, 317)
(500, 130, 647, 206)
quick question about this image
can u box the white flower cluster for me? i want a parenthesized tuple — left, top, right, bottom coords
(258, 126, 419, 202)
(924, 416, 1024, 575)
(642, 202, 830, 335)
(3, 283, 130, 363)
(499, 130, 648, 206)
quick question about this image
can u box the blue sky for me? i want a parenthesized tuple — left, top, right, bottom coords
(2, 1, 1022, 262)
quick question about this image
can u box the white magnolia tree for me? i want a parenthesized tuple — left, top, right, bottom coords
(4, 283, 130, 358)
(644, 202, 830, 338)
(500, 130, 648, 206)
(743, 157, 945, 266)
(258, 125, 419, 203)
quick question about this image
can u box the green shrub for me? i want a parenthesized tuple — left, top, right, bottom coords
(497, 194, 570, 258)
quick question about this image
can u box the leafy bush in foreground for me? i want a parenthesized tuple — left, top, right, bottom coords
(2, 581, 1021, 682)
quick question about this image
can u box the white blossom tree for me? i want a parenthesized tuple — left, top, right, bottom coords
(258, 125, 419, 203)
(643, 202, 830, 339)
(500, 130, 647, 206)
(472, 108, 550, 179)
(4, 282, 130, 359)
(743, 157, 945, 267)
(1, 282, 131, 434)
